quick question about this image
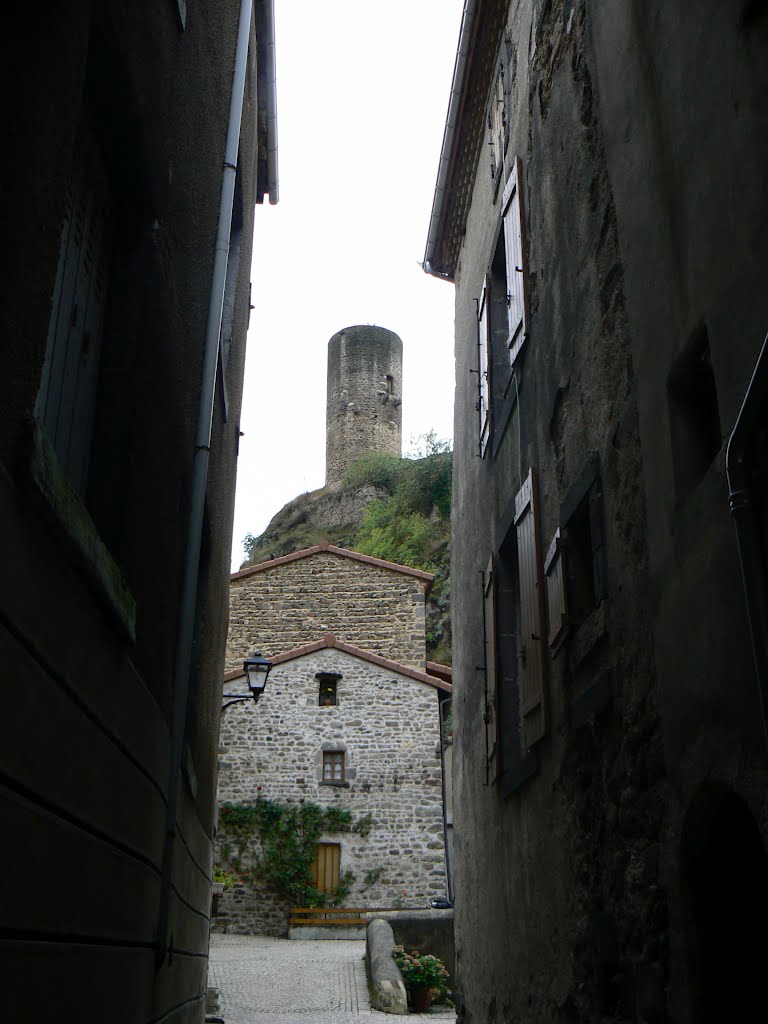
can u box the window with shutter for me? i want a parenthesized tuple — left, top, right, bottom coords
(477, 281, 491, 457)
(544, 528, 569, 652)
(482, 556, 499, 784)
(502, 158, 528, 366)
(514, 467, 547, 749)
(36, 123, 112, 493)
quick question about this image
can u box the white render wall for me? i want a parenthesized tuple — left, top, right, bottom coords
(215, 647, 448, 933)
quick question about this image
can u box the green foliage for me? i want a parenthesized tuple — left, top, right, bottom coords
(344, 451, 405, 490)
(329, 870, 356, 906)
(392, 946, 451, 998)
(363, 866, 384, 887)
(352, 813, 375, 838)
(213, 865, 242, 889)
(218, 798, 361, 907)
(351, 443, 452, 573)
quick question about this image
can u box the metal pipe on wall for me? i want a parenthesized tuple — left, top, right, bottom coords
(155, 0, 255, 964)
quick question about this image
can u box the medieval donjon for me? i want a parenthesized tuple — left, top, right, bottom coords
(325, 324, 403, 485)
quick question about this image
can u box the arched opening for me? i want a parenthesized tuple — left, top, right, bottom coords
(680, 782, 768, 1021)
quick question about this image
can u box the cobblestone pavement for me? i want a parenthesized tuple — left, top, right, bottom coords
(208, 934, 456, 1023)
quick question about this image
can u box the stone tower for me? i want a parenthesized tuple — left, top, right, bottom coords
(325, 325, 403, 486)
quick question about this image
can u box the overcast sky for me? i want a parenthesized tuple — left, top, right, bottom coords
(231, 1, 462, 569)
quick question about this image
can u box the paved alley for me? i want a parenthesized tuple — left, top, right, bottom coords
(208, 934, 456, 1023)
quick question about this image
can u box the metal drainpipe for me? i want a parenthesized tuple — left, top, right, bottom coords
(725, 331, 768, 749)
(155, 0, 254, 964)
(263, 0, 279, 204)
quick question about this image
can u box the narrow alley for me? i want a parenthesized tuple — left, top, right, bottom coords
(208, 935, 457, 1023)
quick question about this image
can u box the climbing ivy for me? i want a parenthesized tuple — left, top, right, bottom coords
(218, 798, 372, 907)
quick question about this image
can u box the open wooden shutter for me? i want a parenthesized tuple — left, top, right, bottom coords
(544, 527, 569, 651)
(502, 157, 527, 366)
(477, 281, 490, 456)
(515, 468, 547, 748)
(482, 557, 498, 783)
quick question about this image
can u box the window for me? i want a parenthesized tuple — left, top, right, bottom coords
(36, 120, 112, 493)
(317, 672, 340, 706)
(545, 452, 607, 647)
(323, 751, 345, 782)
(312, 842, 341, 894)
(474, 158, 528, 458)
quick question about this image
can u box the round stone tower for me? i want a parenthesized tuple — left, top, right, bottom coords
(325, 325, 403, 486)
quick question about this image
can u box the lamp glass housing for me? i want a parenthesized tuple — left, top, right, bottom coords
(244, 651, 271, 697)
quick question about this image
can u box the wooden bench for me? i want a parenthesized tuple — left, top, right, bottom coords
(289, 906, 415, 927)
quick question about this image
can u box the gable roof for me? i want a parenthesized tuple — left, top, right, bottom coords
(223, 632, 452, 694)
(231, 541, 434, 587)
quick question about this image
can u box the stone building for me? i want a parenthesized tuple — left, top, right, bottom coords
(215, 543, 451, 933)
(1, 2, 277, 1021)
(423, 2, 768, 1022)
(325, 325, 403, 485)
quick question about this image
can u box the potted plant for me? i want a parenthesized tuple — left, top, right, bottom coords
(392, 945, 450, 1012)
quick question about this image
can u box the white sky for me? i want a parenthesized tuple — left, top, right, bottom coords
(230, 0, 463, 569)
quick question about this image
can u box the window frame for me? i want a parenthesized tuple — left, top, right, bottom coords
(322, 750, 345, 783)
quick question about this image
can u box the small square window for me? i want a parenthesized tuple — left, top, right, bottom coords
(317, 672, 341, 706)
(323, 751, 345, 782)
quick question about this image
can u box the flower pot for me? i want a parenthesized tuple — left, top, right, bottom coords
(410, 985, 435, 1013)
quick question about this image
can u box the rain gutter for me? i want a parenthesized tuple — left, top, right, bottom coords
(726, 331, 768, 748)
(422, 0, 480, 281)
(263, 0, 279, 203)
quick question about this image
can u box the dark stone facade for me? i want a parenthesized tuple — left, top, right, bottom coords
(426, 1, 768, 1021)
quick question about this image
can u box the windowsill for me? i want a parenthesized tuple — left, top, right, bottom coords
(319, 780, 350, 789)
(24, 419, 136, 641)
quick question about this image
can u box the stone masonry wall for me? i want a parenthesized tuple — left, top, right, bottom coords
(214, 647, 447, 935)
(226, 551, 428, 671)
(326, 325, 403, 486)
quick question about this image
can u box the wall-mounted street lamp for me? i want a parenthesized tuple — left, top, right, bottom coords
(222, 651, 272, 712)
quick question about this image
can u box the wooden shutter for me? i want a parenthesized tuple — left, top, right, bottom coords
(514, 468, 547, 748)
(544, 528, 569, 651)
(313, 843, 341, 894)
(477, 281, 491, 456)
(36, 124, 112, 492)
(483, 557, 498, 783)
(502, 157, 527, 366)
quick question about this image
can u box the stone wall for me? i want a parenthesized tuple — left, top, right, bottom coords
(226, 548, 430, 671)
(434, 0, 768, 1021)
(214, 647, 448, 934)
(325, 325, 403, 486)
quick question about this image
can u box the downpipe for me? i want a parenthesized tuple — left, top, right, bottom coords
(726, 331, 768, 749)
(155, 0, 254, 965)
